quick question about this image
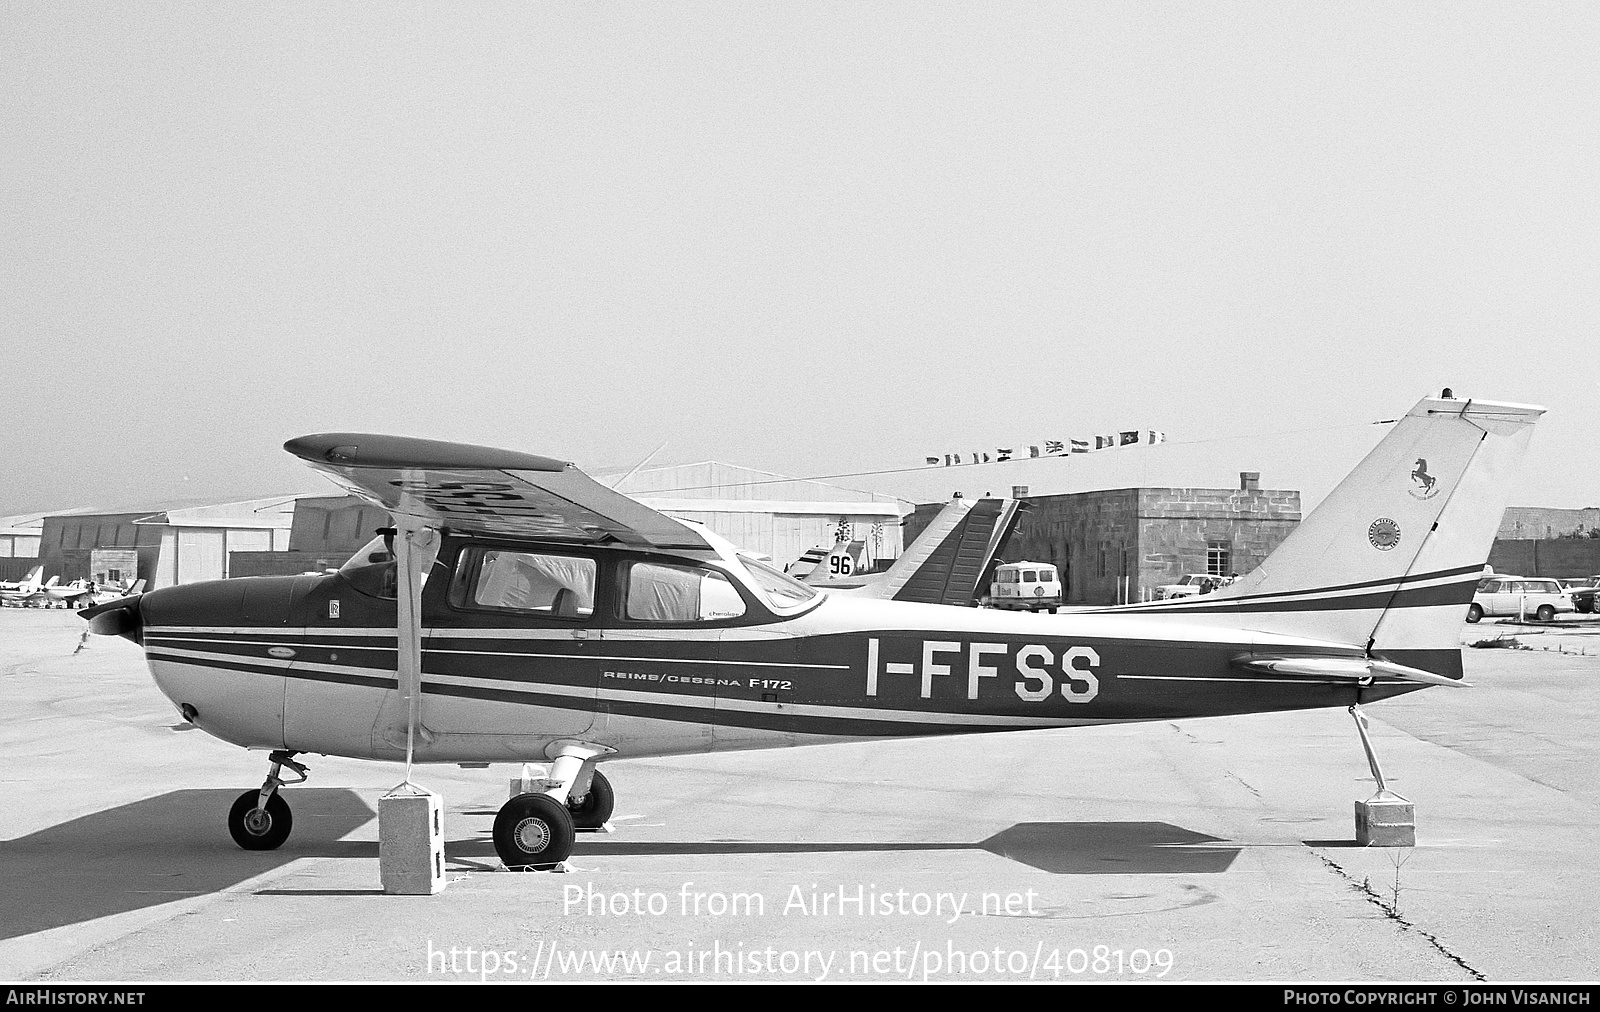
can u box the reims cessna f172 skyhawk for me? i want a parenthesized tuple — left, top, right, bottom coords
(83, 392, 1540, 870)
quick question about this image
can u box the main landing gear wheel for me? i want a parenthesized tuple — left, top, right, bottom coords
(1466, 604, 1483, 624)
(566, 769, 615, 830)
(228, 790, 293, 850)
(493, 793, 575, 870)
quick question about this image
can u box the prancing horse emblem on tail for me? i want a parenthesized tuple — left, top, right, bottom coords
(1409, 457, 1439, 499)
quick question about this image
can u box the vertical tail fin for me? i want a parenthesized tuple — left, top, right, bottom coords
(1138, 394, 1543, 679)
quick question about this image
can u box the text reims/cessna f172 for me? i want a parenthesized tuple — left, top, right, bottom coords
(84, 393, 1541, 869)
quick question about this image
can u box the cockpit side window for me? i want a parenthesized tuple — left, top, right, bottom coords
(623, 561, 747, 623)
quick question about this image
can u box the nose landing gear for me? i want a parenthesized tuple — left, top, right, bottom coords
(228, 750, 308, 851)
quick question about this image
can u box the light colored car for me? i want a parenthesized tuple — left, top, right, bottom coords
(1467, 576, 1574, 623)
(1155, 573, 1230, 600)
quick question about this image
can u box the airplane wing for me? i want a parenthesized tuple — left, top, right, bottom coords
(284, 433, 712, 550)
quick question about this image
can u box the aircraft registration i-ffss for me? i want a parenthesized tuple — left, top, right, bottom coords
(81, 392, 1543, 870)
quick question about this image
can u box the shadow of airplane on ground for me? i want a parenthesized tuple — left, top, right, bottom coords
(0, 788, 372, 940)
(1, 789, 1243, 932)
(438, 818, 1242, 875)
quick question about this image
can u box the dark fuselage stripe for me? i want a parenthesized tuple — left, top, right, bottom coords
(1117, 577, 1477, 615)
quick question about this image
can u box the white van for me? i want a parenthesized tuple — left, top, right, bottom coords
(989, 561, 1063, 612)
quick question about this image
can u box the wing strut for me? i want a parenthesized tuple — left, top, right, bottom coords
(394, 517, 434, 781)
(377, 513, 447, 894)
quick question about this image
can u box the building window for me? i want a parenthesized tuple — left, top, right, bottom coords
(1207, 541, 1231, 577)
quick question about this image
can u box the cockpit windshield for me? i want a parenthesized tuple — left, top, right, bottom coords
(338, 532, 441, 598)
(736, 556, 820, 610)
(340, 535, 392, 573)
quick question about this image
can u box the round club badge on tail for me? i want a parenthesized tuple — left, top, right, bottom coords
(1368, 518, 1401, 551)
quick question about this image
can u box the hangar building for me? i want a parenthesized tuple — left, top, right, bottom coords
(0, 514, 46, 581)
(610, 461, 907, 568)
(905, 473, 1301, 606)
(35, 498, 295, 589)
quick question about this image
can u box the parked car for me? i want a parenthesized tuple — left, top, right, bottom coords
(1155, 573, 1233, 600)
(1566, 576, 1600, 614)
(1467, 576, 1575, 623)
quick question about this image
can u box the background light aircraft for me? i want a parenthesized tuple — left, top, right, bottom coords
(0, 565, 46, 604)
(83, 392, 1542, 870)
(86, 579, 145, 607)
(2, 570, 56, 608)
(798, 496, 1025, 606)
(44, 579, 96, 608)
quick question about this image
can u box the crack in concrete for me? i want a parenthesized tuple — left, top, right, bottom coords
(1312, 851, 1486, 981)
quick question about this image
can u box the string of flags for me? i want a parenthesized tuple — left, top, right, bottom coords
(924, 430, 1166, 466)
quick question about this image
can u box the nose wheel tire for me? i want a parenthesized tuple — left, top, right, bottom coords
(228, 790, 293, 850)
(566, 769, 615, 830)
(493, 793, 575, 870)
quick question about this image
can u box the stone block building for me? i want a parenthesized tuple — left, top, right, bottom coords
(908, 473, 1301, 606)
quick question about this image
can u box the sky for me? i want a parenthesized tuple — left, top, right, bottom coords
(2, 3, 1596, 518)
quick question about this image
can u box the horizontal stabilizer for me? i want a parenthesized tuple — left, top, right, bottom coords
(1235, 655, 1468, 688)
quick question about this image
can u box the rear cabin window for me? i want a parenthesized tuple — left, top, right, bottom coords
(624, 562, 746, 623)
(1023, 571, 1037, 583)
(458, 549, 596, 617)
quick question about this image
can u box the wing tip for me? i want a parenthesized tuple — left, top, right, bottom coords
(284, 433, 569, 472)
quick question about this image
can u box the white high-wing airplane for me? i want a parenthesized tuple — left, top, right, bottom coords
(84, 392, 1541, 870)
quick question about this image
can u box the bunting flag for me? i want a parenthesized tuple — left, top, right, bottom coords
(922, 428, 1168, 464)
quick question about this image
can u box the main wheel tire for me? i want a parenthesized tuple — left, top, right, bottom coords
(1466, 604, 1483, 624)
(1536, 604, 1556, 623)
(566, 769, 615, 829)
(493, 793, 575, 870)
(228, 790, 293, 850)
